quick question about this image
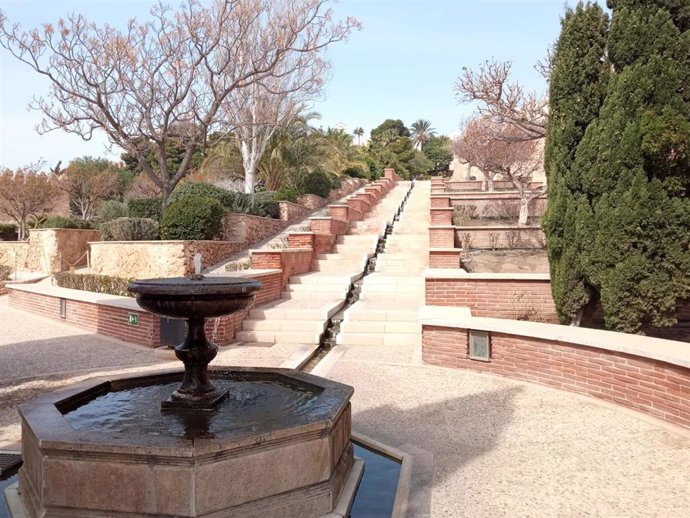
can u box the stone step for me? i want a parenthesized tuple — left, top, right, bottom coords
(242, 319, 326, 332)
(343, 307, 419, 322)
(363, 274, 424, 286)
(235, 330, 321, 344)
(335, 332, 420, 346)
(339, 321, 421, 334)
(249, 300, 344, 320)
(289, 273, 360, 285)
(316, 253, 373, 261)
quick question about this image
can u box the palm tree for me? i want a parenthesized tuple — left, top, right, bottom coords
(410, 119, 436, 150)
(353, 127, 364, 145)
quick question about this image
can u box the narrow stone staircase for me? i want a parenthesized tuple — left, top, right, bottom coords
(336, 180, 431, 346)
(235, 182, 411, 344)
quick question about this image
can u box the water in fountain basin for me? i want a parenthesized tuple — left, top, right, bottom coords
(63, 377, 319, 440)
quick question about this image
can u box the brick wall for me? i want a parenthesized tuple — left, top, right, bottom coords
(8, 288, 160, 347)
(422, 325, 690, 429)
(425, 275, 558, 323)
(431, 196, 451, 208)
(450, 196, 548, 219)
(428, 250, 462, 269)
(8, 270, 283, 347)
(429, 227, 456, 248)
(430, 208, 454, 226)
(250, 249, 313, 287)
(455, 226, 546, 250)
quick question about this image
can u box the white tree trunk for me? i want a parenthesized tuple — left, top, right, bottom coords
(487, 177, 494, 192)
(518, 196, 530, 226)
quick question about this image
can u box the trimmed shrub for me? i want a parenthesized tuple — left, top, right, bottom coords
(100, 218, 160, 241)
(299, 170, 332, 199)
(331, 176, 342, 189)
(127, 197, 163, 221)
(54, 272, 134, 297)
(35, 216, 94, 229)
(168, 182, 236, 207)
(0, 224, 18, 241)
(169, 182, 279, 218)
(343, 167, 366, 179)
(252, 191, 280, 219)
(0, 265, 11, 281)
(97, 200, 129, 222)
(160, 196, 224, 240)
(273, 186, 301, 203)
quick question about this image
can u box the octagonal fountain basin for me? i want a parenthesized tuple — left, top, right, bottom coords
(15, 368, 355, 518)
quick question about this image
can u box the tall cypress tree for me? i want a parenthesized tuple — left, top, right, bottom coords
(543, 2, 609, 324)
(573, 0, 690, 332)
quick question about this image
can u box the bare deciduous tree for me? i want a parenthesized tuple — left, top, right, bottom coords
(454, 116, 545, 225)
(453, 117, 502, 191)
(57, 157, 122, 220)
(0, 0, 359, 205)
(455, 60, 547, 142)
(0, 166, 59, 239)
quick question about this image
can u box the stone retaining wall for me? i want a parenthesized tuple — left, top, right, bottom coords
(420, 313, 690, 430)
(278, 201, 311, 223)
(90, 240, 245, 278)
(0, 229, 101, 274)
(222, 213, 287, 243)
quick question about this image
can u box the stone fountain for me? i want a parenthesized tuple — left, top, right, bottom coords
(7, 268, 359, 517)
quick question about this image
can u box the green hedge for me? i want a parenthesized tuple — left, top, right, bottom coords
(273, 186, 301, 203)
(299, 170, 333, 199)
(100, 218, 160, 241)
(160, 196, 224, 240)
(0, 224, 17, 241)
(35, 216, 95, 229)
(127, 198, 163, 221)
(168, 182, 279, 218)
(54, 272, 135, 297)
(0, 265, 11, 281)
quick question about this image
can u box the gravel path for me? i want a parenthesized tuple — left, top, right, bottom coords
(314, 343, 690, 517)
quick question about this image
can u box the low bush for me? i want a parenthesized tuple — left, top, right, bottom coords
(54, 272, 135, 297)
(0, 265, 11, 281)
(299, 170, 333, 199)
(100, 218, 160, 241)
(343, 167, 366, 179)
(273, 186, 301, 203)
(127, 197, 163, 221)
(452, 206, 478, 226)
(169, 182, 279, 218)
(0, 224, 17, 241)
(160, 196, 224, 240)
(97, 200, 129, 222)
(35, 216, 95, 229)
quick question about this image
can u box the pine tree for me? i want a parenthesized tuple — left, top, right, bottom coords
(543, 2, 609, 324)
(573, 0, 690, 332)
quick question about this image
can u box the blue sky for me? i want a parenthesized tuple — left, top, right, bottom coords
(0, 0, 605, 169)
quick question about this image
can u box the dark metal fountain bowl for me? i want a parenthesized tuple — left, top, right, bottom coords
(129, 276, 261, 320)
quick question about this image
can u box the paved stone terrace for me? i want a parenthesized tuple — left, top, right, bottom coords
(1, 294, 689, 516)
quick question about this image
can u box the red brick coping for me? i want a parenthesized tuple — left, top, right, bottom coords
(420, 307, 690, 429)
